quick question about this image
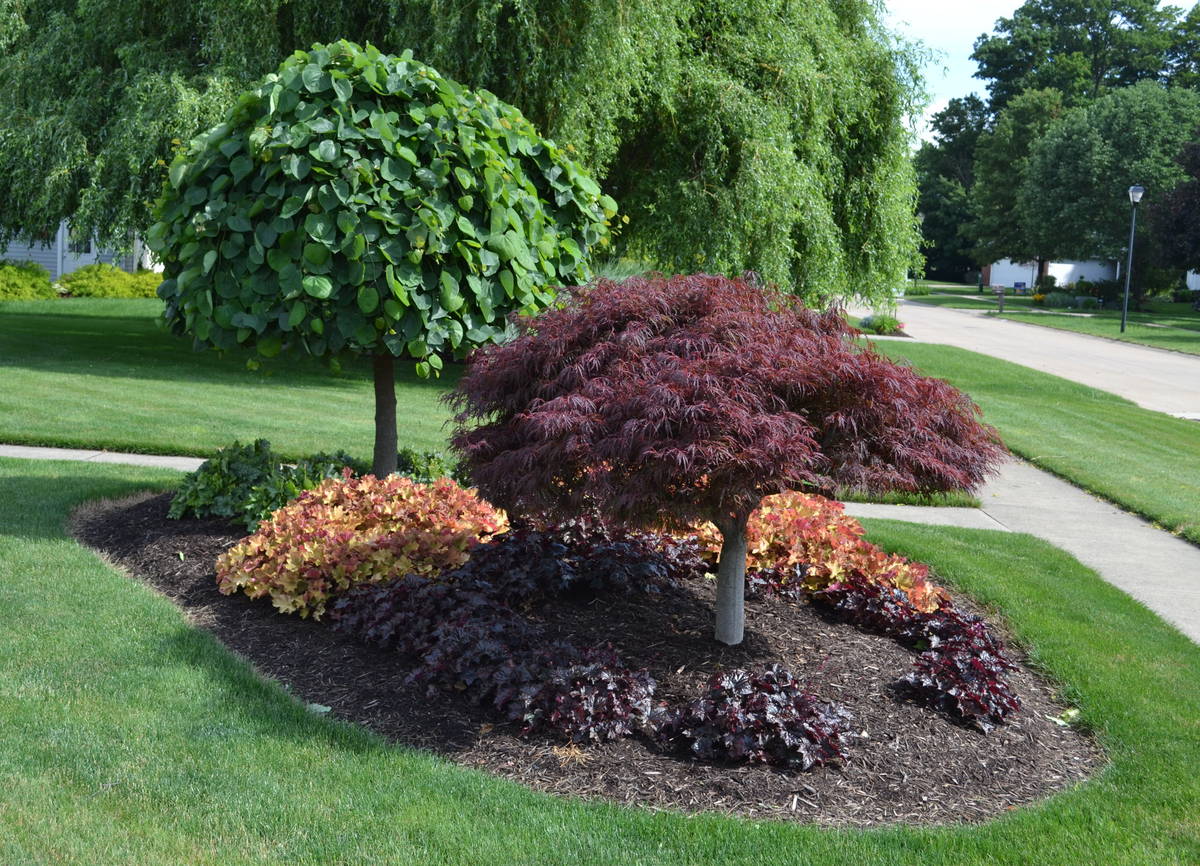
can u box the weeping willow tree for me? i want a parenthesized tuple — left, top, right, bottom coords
(0, 0, 922, 303)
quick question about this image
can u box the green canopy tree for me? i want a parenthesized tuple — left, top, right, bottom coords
(0, 0, 923, 306)
(971, 0, 1179, 111)
(970, 88, 1065, 270)
(148, 40, 615, 477)
(913, 96, 989, 281)
(1146, 133, 1200, 275)
(1021, 82, 1200, 300)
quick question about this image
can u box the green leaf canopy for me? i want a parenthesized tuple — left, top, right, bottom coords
(148, 40, 615, 370)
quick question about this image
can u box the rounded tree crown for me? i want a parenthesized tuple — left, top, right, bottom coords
(148, 39, 616, 375)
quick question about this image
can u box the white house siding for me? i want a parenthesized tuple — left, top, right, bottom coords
(2, 220, 138, 280)
(985, 259, 1116, 288)
(1046, 260, 1117, 285)
(986, 259, 1040, 288)
(1186, 271, 1200, 291)
(2, 236, 59, 278)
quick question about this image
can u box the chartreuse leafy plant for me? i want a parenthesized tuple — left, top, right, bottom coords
(451, 274, 1004, 645)
(149, 39, 616, 476)
(58, 264, 162, 299)
(0, 260, 54, 300)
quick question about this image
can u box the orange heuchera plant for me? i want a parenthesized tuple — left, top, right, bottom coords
(692, 491, 948, 612)
(216, 471, 507, 618)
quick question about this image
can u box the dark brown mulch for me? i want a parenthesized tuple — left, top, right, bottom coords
(72, 492, 1104, 828)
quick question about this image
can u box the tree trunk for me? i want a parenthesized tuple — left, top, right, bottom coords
(372, 354, 398, 478)
(714, 512, 751, 646)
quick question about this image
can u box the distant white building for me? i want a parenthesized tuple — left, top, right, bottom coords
(982, 258, 1117, 290)
(2, 220, 149, 280)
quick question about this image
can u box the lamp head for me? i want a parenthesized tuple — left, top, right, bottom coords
(1129, 185, 1145, 204)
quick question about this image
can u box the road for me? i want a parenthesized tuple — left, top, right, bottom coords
(881, 300, 1200, 417)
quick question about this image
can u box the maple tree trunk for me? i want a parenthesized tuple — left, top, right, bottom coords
(372, 354, 398, 478)
(714, 512, 750, 646)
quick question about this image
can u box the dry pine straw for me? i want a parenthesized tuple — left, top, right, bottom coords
(72, 493, 1104, 828)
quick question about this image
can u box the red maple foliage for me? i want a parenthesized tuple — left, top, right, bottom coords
(449, 273, 1005, 643)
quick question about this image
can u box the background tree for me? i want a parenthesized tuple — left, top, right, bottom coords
(1167, 3, 1200, 87)
(913, 96, 989, 281)
(148, 41, 614, 477)
(1146, 133, 1200, 275)
(1021, 82, 1200, 300)
(450, 274, 1004, 646)
(971, 0, 1178, 111)
(0, 0, 924, 307)
(971, 88, 1065, 270)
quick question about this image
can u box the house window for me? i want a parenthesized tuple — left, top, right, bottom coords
(67, 227, 92, 255)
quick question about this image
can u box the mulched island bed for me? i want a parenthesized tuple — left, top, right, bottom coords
(72, 492, 1104, 827)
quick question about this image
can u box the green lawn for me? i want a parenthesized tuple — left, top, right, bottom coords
(907, 292, 1036, 311)
(878, 342, 1200, 543)
(2, 456, 1197, 864)
(0, 298, 976, 508)
(905, 293, 1200, 355)
(997, 310, 1200, 355)
(0, 298, 453, 459)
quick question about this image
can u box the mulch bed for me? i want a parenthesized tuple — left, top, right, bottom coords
(72, 492, 1104, 827)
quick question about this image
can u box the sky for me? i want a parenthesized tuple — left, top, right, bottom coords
(883, 0, 1023, 137)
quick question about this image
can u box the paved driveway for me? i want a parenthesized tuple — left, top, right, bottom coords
(888, 301, 1200, 417)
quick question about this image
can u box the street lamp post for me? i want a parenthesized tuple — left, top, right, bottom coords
(1121, 185, 1145, 334)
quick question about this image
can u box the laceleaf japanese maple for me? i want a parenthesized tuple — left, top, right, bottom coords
(449, 274, 1004, 645)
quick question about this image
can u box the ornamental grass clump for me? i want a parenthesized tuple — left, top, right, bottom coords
(450, 273, 1004, 645)
(215, 472, 507, 618)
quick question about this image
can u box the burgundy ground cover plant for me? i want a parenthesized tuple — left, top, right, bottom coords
(331, 523, 856, 762)
(656, 665, 854, 769)
(811, 571, 1021, 731)
(450, 273, 1005, 645)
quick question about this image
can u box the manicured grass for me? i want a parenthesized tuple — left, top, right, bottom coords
(0, 298, 454, 458)
(878, 341, 1200, 543)
(997, 311, 1200, 356)
(906, 293, 1200, 354)
(907, 292, 1036, 310)
(3, 456, 1199, 863)
(837, 487, 980, 508)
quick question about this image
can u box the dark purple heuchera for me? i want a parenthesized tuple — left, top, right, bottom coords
(330, 524, 683, 744)
(657, 665, 854, 769)
(449, 273, 1005, 646)
(516, 647, 657, 743)
(811, 571, 1020, 731)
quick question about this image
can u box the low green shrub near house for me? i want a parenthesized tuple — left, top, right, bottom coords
(168, 439, 469, 531)
(58, 263, 161, 298)
(0, 260, 55, 300)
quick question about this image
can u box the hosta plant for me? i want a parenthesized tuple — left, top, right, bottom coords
(169, 439, 366, 530)
(216, 472, 507, 618)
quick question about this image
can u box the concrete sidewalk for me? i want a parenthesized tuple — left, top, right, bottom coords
(847, 457, 1200, 644)
(883, 301, 1200, 416)
(4, 441, 1196, 644)
(0, 444, 204, 472)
